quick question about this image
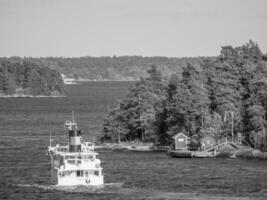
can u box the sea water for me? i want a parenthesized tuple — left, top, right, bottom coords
(0, 82, 266, 200)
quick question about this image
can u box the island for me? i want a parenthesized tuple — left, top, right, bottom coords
(0, 60, 65, 97)
(99, 41, 267, 159)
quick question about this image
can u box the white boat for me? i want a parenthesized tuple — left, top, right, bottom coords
(47, 119, 104, 186)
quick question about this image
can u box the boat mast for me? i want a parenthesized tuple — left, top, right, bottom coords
(72, 111, 75, 123)
(49, 131, 52, 147)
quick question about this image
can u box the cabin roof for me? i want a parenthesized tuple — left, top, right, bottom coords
(172, 132, 190, 139)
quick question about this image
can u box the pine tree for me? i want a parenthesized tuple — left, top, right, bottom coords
(166, 63, 210, 138)
(101, 65, 166, 142)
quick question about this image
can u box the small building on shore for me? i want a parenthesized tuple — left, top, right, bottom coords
(172, 132, 190, 150)
(200, 135, 216, 151)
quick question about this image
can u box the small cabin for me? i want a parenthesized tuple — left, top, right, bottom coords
(200, 135, 216, 151)
(172, 132, 190, 150)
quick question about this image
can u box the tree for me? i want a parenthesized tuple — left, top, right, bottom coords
(101, 65, 166, 142)
(203, 56, 243, 138)
(199, 112, 224, 140)
(0, 60, 64, 96)
(101, 41, 267, 148)
(166, 63, 210, 138)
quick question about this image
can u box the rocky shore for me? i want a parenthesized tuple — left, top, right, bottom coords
(216, 144, 267, 160)
(95, 142, 169, 152)
(235, 148, 267, 160)
(96, 142, 267, 160)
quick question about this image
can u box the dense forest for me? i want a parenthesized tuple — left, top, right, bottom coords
(101, 41, 267, 151)
(0, 60, 65, 96)
(0, 56, 209, 81)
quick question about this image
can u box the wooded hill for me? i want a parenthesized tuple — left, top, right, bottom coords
(0, 60, 65, 96)
(101, 40, 267, 151)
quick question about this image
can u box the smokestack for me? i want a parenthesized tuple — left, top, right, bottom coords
(69, 129, 82, 152)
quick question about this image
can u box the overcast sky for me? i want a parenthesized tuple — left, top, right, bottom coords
(0, 0, 266, 57)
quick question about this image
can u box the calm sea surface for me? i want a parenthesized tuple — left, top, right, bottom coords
(0, 82, 266, 200)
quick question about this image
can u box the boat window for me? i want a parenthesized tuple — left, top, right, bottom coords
(77, 170, 83, 177)
(60, 172, 66, 177)
(68, 160, 75, 164)
(65, 171, 72, 176)
(66, 156, 75, 160)
(94, 171, 99, 176)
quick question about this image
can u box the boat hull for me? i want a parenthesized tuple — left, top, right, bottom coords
(15, 183, 123, 194)
(57, 174, 104, 186)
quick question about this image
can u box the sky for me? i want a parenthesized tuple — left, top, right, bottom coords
(0, 0, 266, 57)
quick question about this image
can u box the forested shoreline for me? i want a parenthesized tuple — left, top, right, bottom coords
(0, 55, 210, 81)
(0, 61, 65, 96)
(1, 40, 266, 151)
(101, 41, 267, 151)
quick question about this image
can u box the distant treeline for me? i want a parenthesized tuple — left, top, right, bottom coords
(0, 60, 65, 96)
(0, 55, 211, 81)
(101, 40, 267, 151)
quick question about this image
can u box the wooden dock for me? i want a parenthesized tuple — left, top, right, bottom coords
(169, 136, 248, 158)
(168, 149, 192, 158)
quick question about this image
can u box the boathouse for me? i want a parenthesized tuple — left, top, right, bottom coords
(200, 135, 216, 151)
(172, 132, 190, 150)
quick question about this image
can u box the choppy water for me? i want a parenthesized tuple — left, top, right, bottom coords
(0, 82, 266, 200)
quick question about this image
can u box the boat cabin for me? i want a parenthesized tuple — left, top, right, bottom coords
(200, 135, 216, 151)
(172, 132, 190, 150)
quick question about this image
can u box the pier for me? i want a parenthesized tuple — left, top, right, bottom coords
(169, 133, 248, 158)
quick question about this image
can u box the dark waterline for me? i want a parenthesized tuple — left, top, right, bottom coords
(0, 82, 266, 200)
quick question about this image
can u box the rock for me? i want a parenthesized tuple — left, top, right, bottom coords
(235, 148, 267, 160)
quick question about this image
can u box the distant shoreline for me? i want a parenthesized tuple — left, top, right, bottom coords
(0, 94, 66, 98)
(65, 80, 137, 84)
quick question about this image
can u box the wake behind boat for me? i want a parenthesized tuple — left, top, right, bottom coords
(14, 183, 123, 194)
(47, 117, 104, 186)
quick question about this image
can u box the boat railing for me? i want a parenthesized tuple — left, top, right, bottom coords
(82, 142, 95, 152)
(63, 160, 100, 169)
(52, 145, 69, 153)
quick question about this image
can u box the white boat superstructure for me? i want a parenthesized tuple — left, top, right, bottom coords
(47, 119, 104, 186)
